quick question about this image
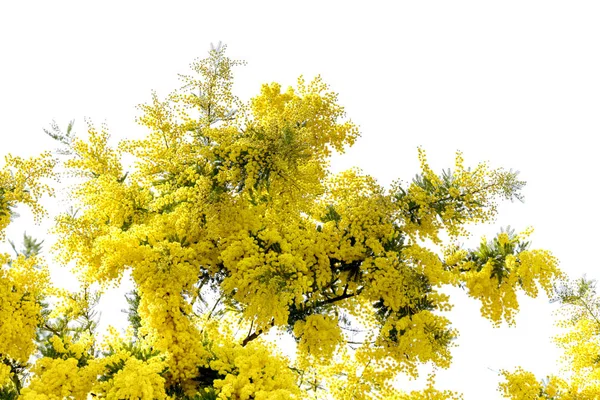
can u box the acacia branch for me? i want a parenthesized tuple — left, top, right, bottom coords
(206, 295, 223, 321)
(407, 183, 497, 213)
(43, 323, 61, 336)
(315, 287, 363, 308)
(241, 318, 274, 347)
(577, 297, 600, 330)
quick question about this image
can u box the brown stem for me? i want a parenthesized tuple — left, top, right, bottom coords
(241, 319, 274, 347)
(315, 287, 363, 308)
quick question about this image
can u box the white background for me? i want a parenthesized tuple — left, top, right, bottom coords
(1, 1, 600, 398)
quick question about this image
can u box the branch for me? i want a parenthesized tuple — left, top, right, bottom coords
(345, 340, 375, 345)
(241, 319, 274, 347)
(577, 297, 600, 330)
(407, 183, 497, 213)
(314, 287, 363, 308)
(206, 295, 223, 321)
(43, 323, 61, 336)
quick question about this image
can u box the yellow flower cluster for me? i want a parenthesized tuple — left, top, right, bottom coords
(0, 254, 49, 364)
(0, 362, 12, 387)
(458, 232, 561, 325)
(499, 368, 545, 399)
(0, 152, 54, 238)
(397, 374, 463, 400)
(23, 326, 168, 399)
(500, 370, 600, 400)
(374, 310, 455, 378)
(293, 314, 342, 360)
(209, 341, 300, 400)
(21, 357, 97, 400)
(497, 368, 594, 400)
(100, 357, 167, 400)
